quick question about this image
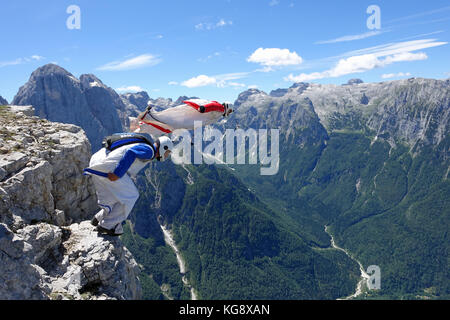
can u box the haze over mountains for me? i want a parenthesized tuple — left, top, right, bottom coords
(4, 64, 449, 299)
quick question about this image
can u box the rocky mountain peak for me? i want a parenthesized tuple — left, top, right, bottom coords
(121, 91, 150, 111)
(345, 78, 364, 85)
(30, 63, 74, 79)
(234, 88, 267, 108)
(79, 74, 106, 89)
(174, 95, 198, 105)
(12, 65, 124, 151)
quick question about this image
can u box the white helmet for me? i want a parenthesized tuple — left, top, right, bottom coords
(157, 136, 174, 161)
(222, 102, 233, 117)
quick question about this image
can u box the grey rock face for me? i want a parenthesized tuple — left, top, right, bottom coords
(0, 96, 8, 105)
(12, 64, 124, 150)
(228, 87, 328, 146)
(269, 88, 289, 97)
(79, 74, 128, 131)
(173, 96, 199, 106)
(345, 78, 364, 85)
(121, 91, 150, 113)
(289, 82, 309, 94)
(120, 91, 151, 120)
(0, 107, 96, 227)
(0, 221, 141, 300)
(234, 88, 266, 109)
(0, 108, 141, 300)
(50, 221, 141, 300)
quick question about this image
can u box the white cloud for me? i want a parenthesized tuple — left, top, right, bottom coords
(97, 54, 161, 71)
(226, 82, 246, 88)
(303, 38, 446, 70)
(181, 72, 250, 88)
(215, 72, 250, 81)
(115, 86, 145, 93)
(331, 54, 379, 76)
(247, 48, 303, 68)
(181, 75, 217, 88)
(316, 30, 384, 44)
(384, 5, 450, 25)
(0, 58, 23, 68)
(168, 81, 178, 85)
(198, 51, 221, 63)
(285, 38, 446, 82)
(343, 39, 446, 59)
(216, 19, 232, 27)
(381, 72, 412, 79)
(269, 0, 280, 6)
(0, 55, 45, 68)
(383, 52, 427, 64)
(286, 52, 427, 82)
(31, 55, 45, 61)
(195, 19, 232, 30)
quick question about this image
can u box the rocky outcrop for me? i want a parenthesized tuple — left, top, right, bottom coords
(173, 96, 199, 106)
(120, 91, 150, 115)
(345, 78, 364, 85)
(0, 106, 97, 227)
(12, 64, 124, 150)
(0, 221, 141, 300)
(269, 88, 289, 97)
(233, 88, 267, 109)
(228, 87, 328, 146)
(0, 96, 8, 105)
(79, 74, 128, 132)
(0, 106, 141, 300)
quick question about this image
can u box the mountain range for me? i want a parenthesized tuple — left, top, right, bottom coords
(4, 63, 449, 299)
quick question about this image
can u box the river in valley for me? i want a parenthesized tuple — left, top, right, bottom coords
(324, 225, 370, 300)
(160, 223, 198, 300)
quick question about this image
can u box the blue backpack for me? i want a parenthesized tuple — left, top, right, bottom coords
(102, 133, 156, 153)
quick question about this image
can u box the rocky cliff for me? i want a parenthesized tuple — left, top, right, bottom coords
(0, 105, 141, 300)
(120, 91, 151, 117)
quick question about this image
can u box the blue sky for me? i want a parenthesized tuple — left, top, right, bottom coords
(0, 0, 449, 103)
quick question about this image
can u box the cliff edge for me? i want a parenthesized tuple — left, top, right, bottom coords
(0, 105, 141, 300)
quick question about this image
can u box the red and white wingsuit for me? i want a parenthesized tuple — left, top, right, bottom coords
(129, 99, 232, 138)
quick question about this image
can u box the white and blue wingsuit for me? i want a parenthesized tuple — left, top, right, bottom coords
(84, 135, 173, 235)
